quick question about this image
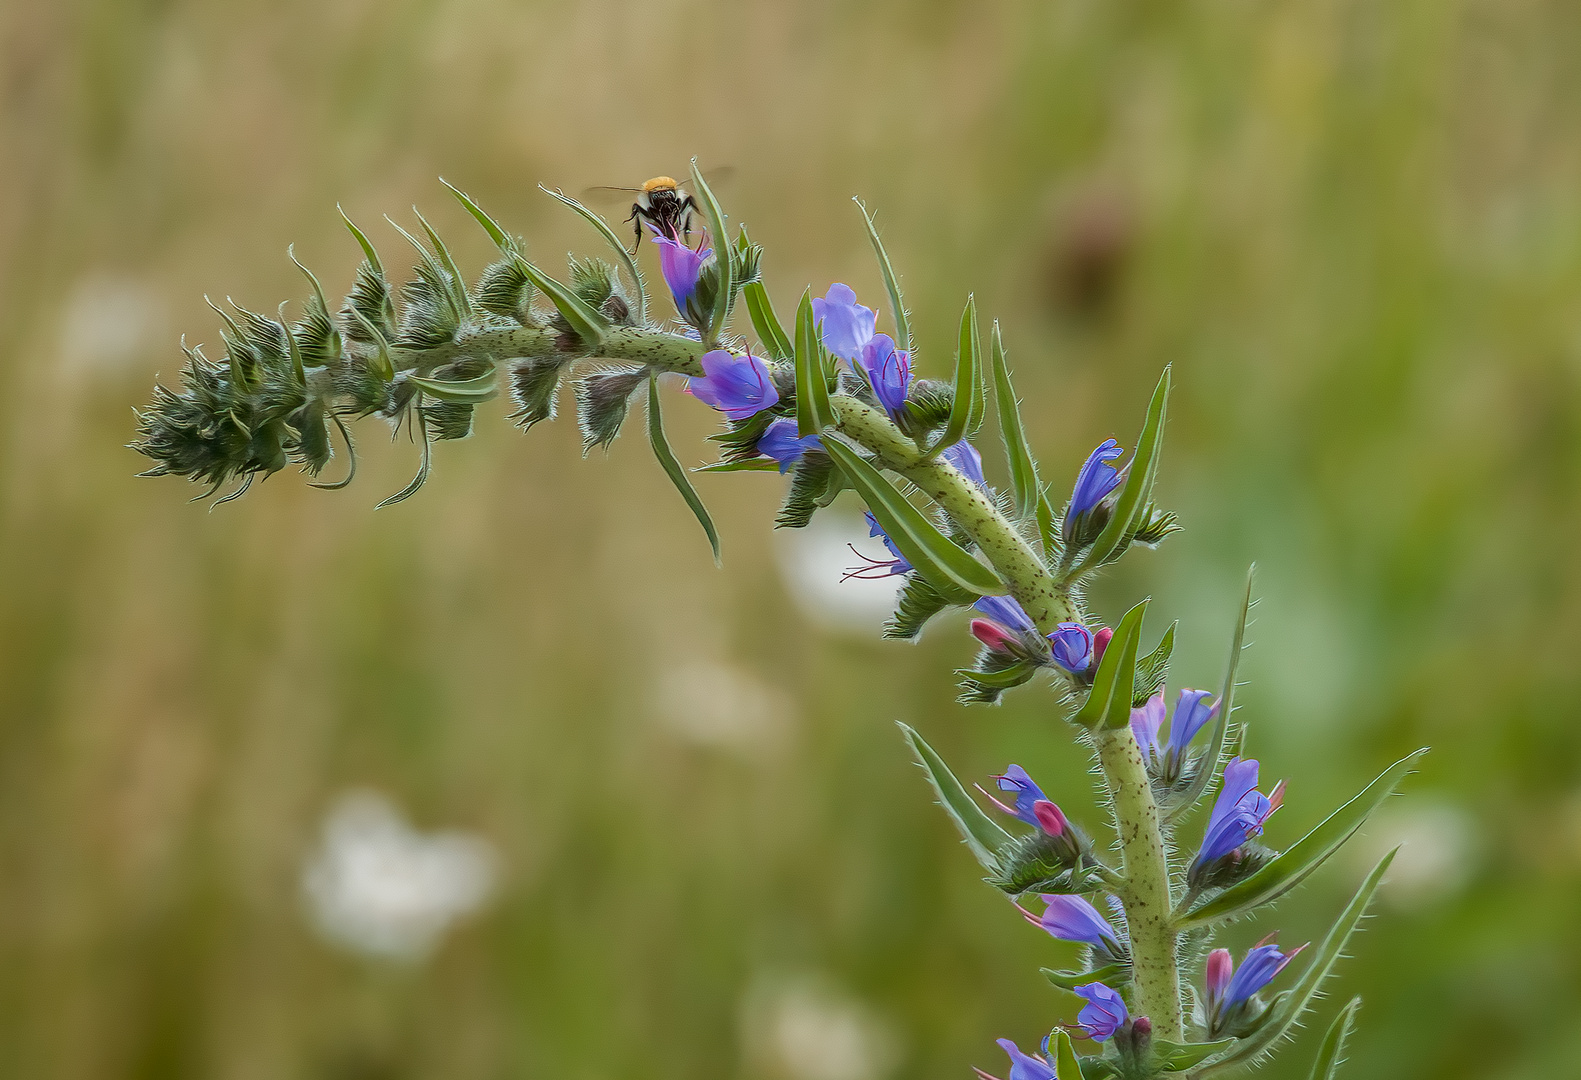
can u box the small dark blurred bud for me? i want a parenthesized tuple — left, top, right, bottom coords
(1043, 185, 1134, 320)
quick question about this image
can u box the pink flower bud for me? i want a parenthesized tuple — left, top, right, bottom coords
(1205, 948, 1233, 1002)
(970, 618, 1017, 653)
(1032, 799, 1068, 838)
(1092, 626, 1114, 666)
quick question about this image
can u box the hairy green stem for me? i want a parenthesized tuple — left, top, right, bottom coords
(1095, 725, 1181, 1040)
(385, 324, 708, 377)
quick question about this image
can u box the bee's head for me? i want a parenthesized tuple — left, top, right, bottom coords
(642, 176, 680, 193)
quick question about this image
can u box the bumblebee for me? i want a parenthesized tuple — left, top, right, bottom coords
(586, 176, 698, 253)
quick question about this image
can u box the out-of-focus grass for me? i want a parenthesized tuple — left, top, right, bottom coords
(1, 0, 1580, 1077)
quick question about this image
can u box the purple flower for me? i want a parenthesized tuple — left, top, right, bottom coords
(1194, 758, 1285, 869)
(687, 350, 779, 420)
(1131, 692, 1166, 765)
(973, 1039, 1055, 1080)
(844, 513, 912, 579)
(653, 234, 711, 319)
(811, 283, 877, 361)
(988, 764, 1049, 826)
(943, 440, 988, 491)
(1167, 689, 1218, 758)
(856, 333, 912, 414)
(1069, 439, 1126, 519)
(1048, 624, 1094, 674)
(1205, 941, 1305, 1035)
(1026, 894, 1121, 948)
(1132, 688, 1220, 778)
(1072, 982, 1129, 1042)
(756, 418, 820, 473)
(974, 595, 1037, 635)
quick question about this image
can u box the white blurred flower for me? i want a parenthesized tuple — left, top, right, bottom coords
(302, 790, 497, 961)
(58, 271, 168, 378)
(774, 511, 906, 633)
(741, 972, 901, 1080)
(654, 659, 796, 759)
(1349, 799, 1479, 910)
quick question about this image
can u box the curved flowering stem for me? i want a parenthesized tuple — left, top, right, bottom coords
(129, 176, 1416, 1080)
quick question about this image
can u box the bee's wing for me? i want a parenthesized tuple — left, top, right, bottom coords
(678, 165, 736, 191)
(580, 185, 644, 206)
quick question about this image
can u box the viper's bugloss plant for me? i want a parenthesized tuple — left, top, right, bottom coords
(131, 162, 1424, 1080)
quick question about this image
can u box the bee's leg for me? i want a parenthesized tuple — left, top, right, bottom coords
(626, 205, 642, 255)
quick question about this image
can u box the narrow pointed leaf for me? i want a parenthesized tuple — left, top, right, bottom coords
(689, 160, 731, 338)
(989, 321, 1038, 519)
(518, 258, 609, 352)
(1166, 566, 1255, 825)
(1050, 1030, 1082, 1080)
(1072, 599, 1148, 730)
(898, 722, 1009, 870)
(1070, 366, 1170, 577)
(743, 281, 793, 361)
(1306, 998, 1362, 1080)
(694, 458, 781, 473)
(1040, 964, 1126, 992)
(647, 375, 721, 565)
(1195, 852, 1395, 1077)
(1154, 1039, 1236, 1071)
(1036, 489, 1059, 562)
(823, 439, 1003, 596)
(853, 198, 909, 352)
(794, 290, 836, 435)
(537, 184, 648, 325)
(412, 208, 473, 317)
(387, 217, 466, 326)
(375, 405, 432, 509)
(954, 661, 1038, 689)
(930, 296, 980, 453)
(347, 308, 396, 382)
(442, 179, 514, 252)
(406, 369, 500, 403)
(1179, 752, 1425, 929)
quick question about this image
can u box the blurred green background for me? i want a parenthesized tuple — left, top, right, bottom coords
(2, 1, 1579, 1077)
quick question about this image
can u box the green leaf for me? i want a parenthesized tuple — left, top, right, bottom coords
(853, 198, 909, 352)
(1040, 964, 1126, 992)
(956, 662, 1039, 689)
(930, 297, 980, 454)
(1154, 1039, 1236, 1071)
(1072, 599, 1148, 730)
(694, 458, 781, 473)
(989, 321, 1039, 519)
(406, 368, 500, 403)
(441, 179, 514, 253)
(897, 722, 1010, 871)
(386, 216, 467, 329)
(647, 375, 721, 566)
(822, 439, 1004, 596)
(1049, 1029, 1083, 1080)
(1306, 998, 1362, 1080)
(346, 307, 396, 382)
(794, 290, 836, 436)
(1166, 566, 1254, 826)
(689, 159, 732, 339)
(885, 573, 963, 641)
(518, 258, 609, 353)
(1179, 750, 1425, 928)
(412, 207, 473, 318)
(375, 404, 432, 509)
(743, 281, 793, 361)
(1195, 852, 1395, 1078)
(1069, 366, 1170, 578)
(1036, 489, 1060, 563)
(1134, 621, 1176, 705)
(536, 183, 648, 325)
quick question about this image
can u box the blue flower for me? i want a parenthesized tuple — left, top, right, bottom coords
(973, 1039, 1056, 1080)
(1193, 757, 1285, 870)
(1027, 894, 1121, 949)
(943, 439, 988, 491)
(811, 283, 877, 361)
(756, 418, 820, 473)
(856, 333, 913, 414)
(653, 235, 711, 321)
(974, 595, 1037, 635)
(1132, 688, 1219, 779)
(845, 513, 912, 579)
(989, 764, 1050, 826)
(1205, 941, 1304, 1036)
(1048, 624, 1094, 674)
(1063, 439, 1126, 546)
(687, 350, 779, 420)
(1072, 982, 1129, 1042)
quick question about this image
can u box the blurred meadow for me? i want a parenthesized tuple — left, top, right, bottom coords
(3, 0, 1581, 1077)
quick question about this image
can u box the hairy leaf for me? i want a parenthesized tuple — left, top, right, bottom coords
(1072, 600, 1148, 730)
(794, 290, 836, 436)
(1069, 366, 1170, 578)
(989, 321, 1039, 519)
(647, 375, 721, 565)
(853, 198, 910, 352)
(1306, 998, 1362, 1080)
(1166, 567, 1255, 825)
(898, 722, 1010, 871)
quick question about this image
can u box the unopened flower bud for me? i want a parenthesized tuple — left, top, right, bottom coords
(971, 618, 1019, 654)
